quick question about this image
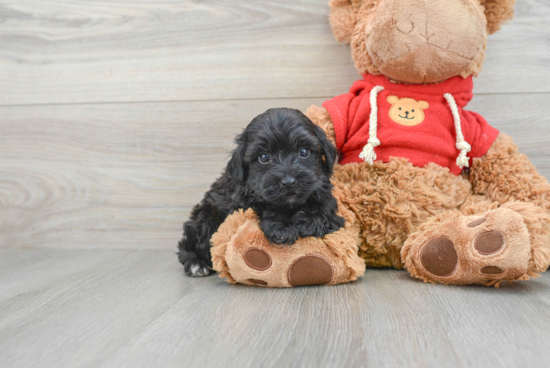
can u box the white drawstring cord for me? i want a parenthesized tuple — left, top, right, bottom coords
(444, 93, 471, 169)
(359, 85, 384, 165)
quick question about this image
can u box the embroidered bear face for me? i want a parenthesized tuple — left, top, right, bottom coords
(387, 96, 429, 126)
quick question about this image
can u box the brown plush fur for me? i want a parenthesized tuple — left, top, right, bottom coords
(211, 0, 548, 287)
(330, 158, 472, 269)
(307, 102, 550, 285)
(305, 106, 550, 285)
(470, 134, 550, 214)
(306, 105, 337, 147)
(469, 133, 550, 272)
(481, 0, 516, 34)
(401, 204, 534, 287)
(310, 0, 549, 286)
(330, 0, 515, 83)
(328, 0, 359, 43)
(211, 202, 366, 287)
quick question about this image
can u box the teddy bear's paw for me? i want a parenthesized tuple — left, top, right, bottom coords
(211, 205, 366, 287)
(213, 220, 361, 287)
(404, 207, 533, 286)
(239, 249, 334, 287)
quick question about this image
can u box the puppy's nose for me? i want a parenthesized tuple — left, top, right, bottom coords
(281, 176, 297, 187)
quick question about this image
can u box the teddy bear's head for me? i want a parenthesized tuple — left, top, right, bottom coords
(329, 0, 516, 84)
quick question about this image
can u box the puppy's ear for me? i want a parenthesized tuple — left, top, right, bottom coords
(226, 132, 248, 184)
(312, 124, 338, 170)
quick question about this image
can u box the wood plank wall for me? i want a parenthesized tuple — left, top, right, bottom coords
(1, 0, 549, 249)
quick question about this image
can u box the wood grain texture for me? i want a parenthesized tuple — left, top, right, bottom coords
(0, 249, 549, 368)
(1, 1, 548, 367)
(1, 94, 549, 250)
(0, 0, 549, 106)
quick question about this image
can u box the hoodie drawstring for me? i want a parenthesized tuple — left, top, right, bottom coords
(359, 85, 385, 165)
(444, 93, 471, 169)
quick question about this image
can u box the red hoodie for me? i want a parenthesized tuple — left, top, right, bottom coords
(322, 74, 499, 175)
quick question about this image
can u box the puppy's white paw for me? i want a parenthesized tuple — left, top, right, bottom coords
(184, 259, 213, 277)
(190, 264, 211, 277)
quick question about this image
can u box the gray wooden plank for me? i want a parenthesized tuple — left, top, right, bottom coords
(0, 250, 549, 368)
(0, 98, 318, 249)
(0, 250, 197, 368)
(0, 0, 548, 106)
(100, 268, 550, 368)
(1, 94, 549, 250)
(0, 249, 130, 301)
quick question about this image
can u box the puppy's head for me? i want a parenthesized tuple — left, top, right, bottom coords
(227, 108, 338, 208)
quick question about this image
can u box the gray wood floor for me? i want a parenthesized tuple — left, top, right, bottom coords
(1, 0, 550, 367)
(1, 249, 550, 368)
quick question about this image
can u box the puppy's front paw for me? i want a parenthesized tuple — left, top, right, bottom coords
(183, 258, 213, 277)
(325, 213, 345, 234)
(293, 211, 345, 238)
(263, 226, 299, 245)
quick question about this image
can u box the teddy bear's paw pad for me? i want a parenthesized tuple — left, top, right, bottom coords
(246, 278, 268, 286)
(287, 254, 334, 287)
(410, 207, 532, 285)
(480, 266, 504, 275)
(420, 237, 458, 277)
(244, 248, 272, 271)
(474, 231, 505, 255)
(467, 217, 486, 227)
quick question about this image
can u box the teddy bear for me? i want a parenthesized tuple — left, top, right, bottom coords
(210, 0, 550, 287)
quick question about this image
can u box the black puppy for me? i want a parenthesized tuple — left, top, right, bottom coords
(178, 108, 344, 276)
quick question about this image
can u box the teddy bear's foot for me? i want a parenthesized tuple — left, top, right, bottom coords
(402, 204, 550, 286)
(210, 205, 366, 287)
(241, 248, 336, 287)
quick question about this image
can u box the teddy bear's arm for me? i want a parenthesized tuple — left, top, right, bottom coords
(469, 132, 550, 213)
(306, 105, 337, 148)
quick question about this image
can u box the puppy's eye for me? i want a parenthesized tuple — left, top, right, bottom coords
(299, 148, 310, 158)
(258, 153, 270, 164)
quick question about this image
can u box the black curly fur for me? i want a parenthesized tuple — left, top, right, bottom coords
(177, 108, 344, 276)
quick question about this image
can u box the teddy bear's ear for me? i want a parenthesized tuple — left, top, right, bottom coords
(329, 0, 360, 43)
(480, 0, 516, 34)
(387, 96, 399, 105)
